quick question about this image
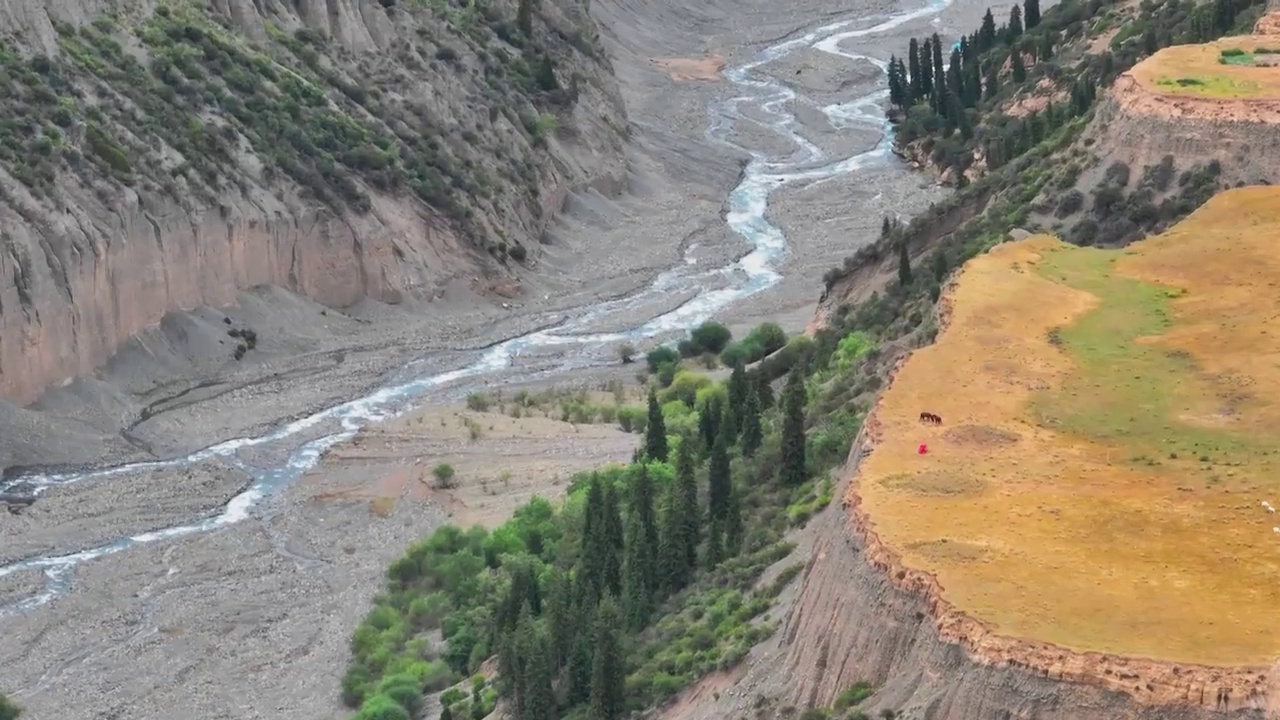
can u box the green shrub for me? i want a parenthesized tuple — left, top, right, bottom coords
(1220, 47, 1247, 56)
(356, 694, 412, 720)
(466, 393, 493, 412)
(646, 345, 680, 372)
(660, 370, 712, 408)
(835, 682, 876, 710)
(433, 463, 457, 489)
(690, 320, 732, 354)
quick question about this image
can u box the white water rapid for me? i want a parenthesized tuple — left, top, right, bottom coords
(0, 0, 952, 615)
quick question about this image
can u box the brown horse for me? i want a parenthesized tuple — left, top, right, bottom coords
(919, 412, 942, 425)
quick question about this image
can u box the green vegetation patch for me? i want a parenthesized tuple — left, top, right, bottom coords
(1155, 73, 1262, 96)
(1029, 245, 1271, 478)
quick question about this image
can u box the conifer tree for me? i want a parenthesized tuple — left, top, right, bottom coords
(1008, 4, 1023, 40)
(657, 477, 687, 592)
(728, 361, 750, 417)
(518, 0, 535, 36)
(897, 237, 912, 288)
(704, 517, 725, 569)
(920, 37, 934, 95)
(1024, 0, 1040, 29)
(589, 598, 625, 720)
(441, 707, 454, 720)
(979, 8, 997, 51)
(719, 396, 739, 445)
(1039, 31, 1055, 60)
(985, 62, 1000, 100)
(724, 487, 743, 557)
(602, 483, 624, 595)
(578, 477, 611, 600)
(622, 507, 654, 630)
(1011, 47, 1027, 83)
(567, 612, 593, 704)
(543, 568, 573, 669)
(931, 33, 945, 95)
(631, 464, 659, 584)
(947, 48, 964, 101)
(964, 62, 982, 107)
(887, 55, 905, 106)
(778, 370, 807, 487)
(675, 436, 700, 569)
(707, 431, 731, 522)
(741, 386, 763, 458)
(699, 394, 723, 452)
(752, 370, 774, 411)
(908, 38, 924, 101)
(645, 387, 668, 462)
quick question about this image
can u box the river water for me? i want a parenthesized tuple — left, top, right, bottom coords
(0, 0, 952, 616)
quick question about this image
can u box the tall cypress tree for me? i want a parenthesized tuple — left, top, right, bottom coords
(741, 386, 762, 458)
(543, 568, 573, 669)
(602, 483, 624, 596)
(978, 8, 997, 50)
(699, 394, 723, 452)
(578, 476, 611, 600)
(964, 61, 982, 107)
(707, 431, 731, 523)
(897, 238, 912, 287)
(724, 487, 743, 557)
(631, 464, 659, 585)
(1011, 48, 1027, 83)
(985, 61, 1001, 100)
(1024, 0, 1041, 29)
(888, 55, 906, 107)
(566, 606, 594, 704)
(778, 370, 807, 487)
(728, 361, 750, 417)
(645, 388, 668, 462)
(947, 48, 964, 100)
(657, 477, 687, 592)
(930, 33, 945, 93)
(1008, 5, 1023, 41)
(920, 37, 934, 95)
(517, 0, 534, 36)
(719, 397, 739, 445)
(589, 598, 625, 720)
(908, 38, 924, 101)
(675, 437, 700, 570)
(704, 517, 725, 570)
(752, 370, 774, 411)
(621, 507, 654, 630)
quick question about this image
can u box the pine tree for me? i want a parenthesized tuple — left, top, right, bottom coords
(778, 370, 807, 487)
(602, 483, 624, 596)
(724, 487, 743, 557)
(704, 517, 725, 569)
(1011, 48, 1027, 83)
(700, 394, 723, 452)
(881, 216, 893, 238)
(985, 62, 1000, 100)
(979, 8, 997, 51)
(728, 361, 750, 417)
(567, 610, 593, 704)
(645, 387, 668, 461)
(517, 0, 535, 36)
(897, 237, 912, 288)
(707, 431, 731, 523)
(543, 568, 573, 669)
(1039, 31, 1055, 60)
(920, 38, 933, 95)
(947, 48, 964, 101)
(719, 396, 739, 445)
(589, 598, 625, 720)
(1008, 5, 1023, 41)
(521, 616, 556, 720)
(888, 55, 906, 107)
(964, 62, 982, 107)
(741, 385, 763, 458)
(657, 478, 687, 593)
(632, 464, 659, 584)
(931, 33, 945, 94)
(1024, 0, 1040, 28)
(579, 476, 612, 600)
(752, 370, 774, 411)
(908, 38, 924, 101)
(622, 507, 654, 630)
(675, 436, 700, 570)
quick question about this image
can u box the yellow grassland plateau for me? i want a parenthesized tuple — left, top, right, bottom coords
(846, 186, 1280, 709)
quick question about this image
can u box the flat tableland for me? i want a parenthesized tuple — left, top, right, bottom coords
(856, 186, 1280, 666)
(1135, 35, 1280, 99)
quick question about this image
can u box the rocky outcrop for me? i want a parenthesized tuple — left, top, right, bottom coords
(0, 0, 628, 404)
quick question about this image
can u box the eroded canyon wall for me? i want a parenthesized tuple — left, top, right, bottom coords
(0, 0, 628, 404)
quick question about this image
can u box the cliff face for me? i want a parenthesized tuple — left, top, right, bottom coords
(1088, 72, 1280, 188)
(0, 0, 628, 404)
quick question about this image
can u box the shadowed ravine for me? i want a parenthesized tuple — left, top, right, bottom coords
(0, 0, 952, 616)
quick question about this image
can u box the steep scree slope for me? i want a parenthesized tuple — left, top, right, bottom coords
(0, 0, 627, 405)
